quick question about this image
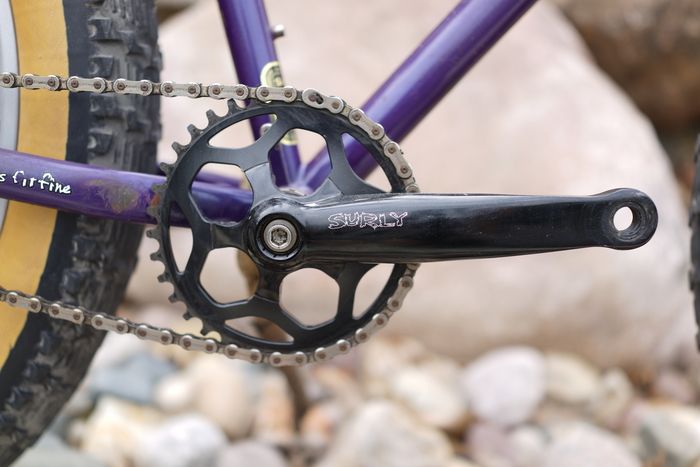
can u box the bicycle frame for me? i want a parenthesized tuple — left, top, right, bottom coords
(0, 0, 537, 224)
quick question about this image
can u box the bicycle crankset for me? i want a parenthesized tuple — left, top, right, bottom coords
(0, 72, 659, 366)
(149, 97, 420, 365)
(149, 92, 658, 366)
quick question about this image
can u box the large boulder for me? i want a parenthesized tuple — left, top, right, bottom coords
(127, 0, 692, 370)
(550, 0, 700, 132)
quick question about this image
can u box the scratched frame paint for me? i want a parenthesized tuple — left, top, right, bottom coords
(0, 0, 538, 223)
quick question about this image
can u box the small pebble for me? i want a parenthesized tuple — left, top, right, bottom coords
(215, 440, 289, 467)
(460, 347, 545, 427)
(88, 352, 176, 405)
(133, 413, 227, 467)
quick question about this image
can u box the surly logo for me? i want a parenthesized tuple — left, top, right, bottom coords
(0, 171, 72, 195)
(328, 211, 408, 230)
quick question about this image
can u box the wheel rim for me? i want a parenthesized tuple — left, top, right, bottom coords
(0, 0, 19, 232)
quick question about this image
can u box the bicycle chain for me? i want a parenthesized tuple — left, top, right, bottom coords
(0, 71, 420, 366)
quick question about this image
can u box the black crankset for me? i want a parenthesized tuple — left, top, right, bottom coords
(151, 98, 657, 358)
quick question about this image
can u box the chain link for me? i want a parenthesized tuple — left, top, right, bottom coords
(0, 71, 420, 365)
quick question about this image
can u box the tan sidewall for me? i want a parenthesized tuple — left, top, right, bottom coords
(0, 1, 69, 365)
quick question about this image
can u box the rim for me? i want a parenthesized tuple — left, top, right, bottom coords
(0, 0, 18, 233)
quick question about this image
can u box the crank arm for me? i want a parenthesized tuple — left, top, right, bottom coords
(295, 188, 657, 263)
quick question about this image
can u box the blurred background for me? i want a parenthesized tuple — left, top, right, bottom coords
(13, 0, 700, 466)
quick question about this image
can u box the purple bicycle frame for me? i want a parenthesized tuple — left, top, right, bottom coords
(0, 0, 537, 224)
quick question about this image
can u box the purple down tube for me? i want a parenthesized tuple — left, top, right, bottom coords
(0, 147, 252, 226)
(300, 0, 538, 189)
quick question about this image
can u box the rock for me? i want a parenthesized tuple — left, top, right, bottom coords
(134, 414, 227, 467)
(543, 422, 640, 467)
(460, 347, 545, 427)
(590, 369, 635, 428)
(59, 381, 95, 419)
(383, 0, 691, 371)
(88, 331, 150, 372)
(141, 0, 692, 371)
(652, 369, 696, 404)
(508, 426, 549, 467)
(88, 352, 177, 405)
(388, 364, 468, 432)
(316, 401, 453, 467)
(251, 371, 295, 445)
(81, 397, 163, 466)
(551, 0, 700, 131)
(309, 365, 363, 409)
(532, 401, 584, 427)
(14, 433, 104, 467)
(467, 423, 547, 467)
(446, 459, 482, 467)
(66, 419, 88, 448)
(154, 372, 196, 413)
(359, 337, 430, 397)
(300, 401, 348, 449)
(545, 352, 600, 405)
(638, 404, 700, 467)
(215, 441, 288, 467)
(188, 356, 262, 438)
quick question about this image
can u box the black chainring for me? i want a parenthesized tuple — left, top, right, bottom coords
(154, 99, 408, 353)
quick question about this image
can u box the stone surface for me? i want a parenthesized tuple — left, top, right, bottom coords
(545, 352, 600, 405)
(447, 459, 482, 467)
(309, 365, 363, 409)
(551, 0, 700, 131)
(638, 404, 700, 467)
(88, 332, 151, 372)
(251, 371, 295, 445)
(316, 401, 453, 467)
(88, 352, 176, 405)
(133, 414, 227, 467)
(154, 372, 196, 413)
(215, 441, 289, 467)
(590, 369, 635, 428)
(129, 0, 693, 371)
(543, 422, 640, 467)
(652, 369, 696, 404)
(80, 397, 163, 466)
(359, 337, 430, 397)
(388, 365, 468, 432)
(460, 347, 545, 427)
(300, 401, 347, 449)
(14, 434, 104, 467)
(187, 356, 262, 439)
(467, 423, 547, 467)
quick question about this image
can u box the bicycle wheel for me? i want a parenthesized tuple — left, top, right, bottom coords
(691, 136, 700, 351)
(0, 1, 159, 463)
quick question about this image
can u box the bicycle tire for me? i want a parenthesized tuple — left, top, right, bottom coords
(691, 135, 700, 352)
(0, 1, 160, 464)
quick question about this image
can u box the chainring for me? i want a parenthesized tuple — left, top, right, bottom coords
(149, 97, 419, 364)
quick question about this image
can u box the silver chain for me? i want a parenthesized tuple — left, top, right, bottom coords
(0, 71, 420, 366)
